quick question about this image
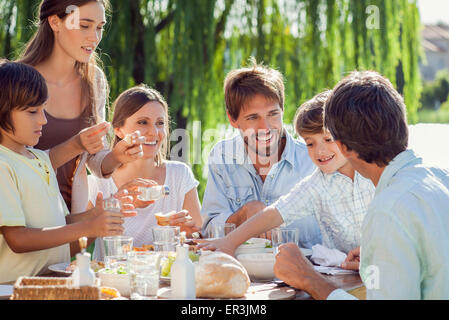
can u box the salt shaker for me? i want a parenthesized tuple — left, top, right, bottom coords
(137, 185, 170, 201)
(72, 237, 96, 287)
(171, 245, 196, 299)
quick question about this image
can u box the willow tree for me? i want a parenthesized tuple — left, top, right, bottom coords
(1, 0, 423, 197)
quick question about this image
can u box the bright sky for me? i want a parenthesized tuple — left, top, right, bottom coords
(417, 0, 449, 25)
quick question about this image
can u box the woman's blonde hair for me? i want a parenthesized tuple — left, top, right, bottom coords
(111, 84, 170, 167)
(17, 0, 110, 126)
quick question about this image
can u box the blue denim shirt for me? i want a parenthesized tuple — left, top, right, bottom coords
(201, 131, 322, 248)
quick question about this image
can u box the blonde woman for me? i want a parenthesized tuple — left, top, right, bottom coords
(87, 85, 202, 260)
(18, 0, 143, 219)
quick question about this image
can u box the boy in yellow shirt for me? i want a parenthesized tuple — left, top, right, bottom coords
(0, 60, 132, 283)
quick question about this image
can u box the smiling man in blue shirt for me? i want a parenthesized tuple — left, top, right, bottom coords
(201, 59, 322, 248)
(273, 70, 449, 300)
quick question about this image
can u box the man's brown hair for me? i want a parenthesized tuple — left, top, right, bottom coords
(324, 70, 408, 166)
(294, 90, 332, 137)
(0, 59, 48, 142)
(224, 58, 285, 121)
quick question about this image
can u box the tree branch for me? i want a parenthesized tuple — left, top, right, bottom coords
(155, 10, 176, 34)
(214, 0, 236, 46)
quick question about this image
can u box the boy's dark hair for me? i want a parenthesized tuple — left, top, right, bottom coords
(224, 57, 285, 121)
(294, 90, 332, 137)
(0, 59, 48, 142)
(324, 70, 408, 167)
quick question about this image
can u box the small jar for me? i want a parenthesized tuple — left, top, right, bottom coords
(137, 185, 170, 201)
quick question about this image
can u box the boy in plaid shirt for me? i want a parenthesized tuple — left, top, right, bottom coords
(198, 90, 375, 256)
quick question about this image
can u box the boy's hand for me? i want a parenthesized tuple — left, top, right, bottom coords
(110, 131, 146, 165)
(116, 178, 157, 209)
(196, 237, 237, 257)
(341, 246, 360, 270)
(78, 122, 110, 155)
(87, 192, 125, 237)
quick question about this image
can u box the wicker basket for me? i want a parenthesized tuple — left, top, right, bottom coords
(11, 276, 101, 300)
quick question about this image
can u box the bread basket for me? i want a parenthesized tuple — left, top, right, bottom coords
(11, 276, 100, 300)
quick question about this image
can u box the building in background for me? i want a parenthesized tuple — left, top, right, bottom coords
(420, 24, 449, 82)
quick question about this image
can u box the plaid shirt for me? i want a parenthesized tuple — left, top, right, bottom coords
(274, 168, 375, 253)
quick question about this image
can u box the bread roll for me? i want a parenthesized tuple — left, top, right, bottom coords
(195, 251, 250, 298)
(155, 211, 176, 226)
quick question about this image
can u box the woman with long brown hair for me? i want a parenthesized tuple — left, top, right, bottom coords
(87, 85, 202, 259)
(18, 0, 145, 216)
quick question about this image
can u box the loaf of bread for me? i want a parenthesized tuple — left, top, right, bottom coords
(195, 251, 250, 298)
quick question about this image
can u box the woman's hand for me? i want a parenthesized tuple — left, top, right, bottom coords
(78, 122, 110, 155)
(111, 131, 146, 165)
(116, 178, 157, 209)
(166, 210, 202, 238)
(340, 246, 361, 271)
(113, 189, 138, 217)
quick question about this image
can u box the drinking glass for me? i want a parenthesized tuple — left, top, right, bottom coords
(151, 226, 180, 252)
(271, 227, 299, 254)
(209, 222, 236, 239)
(103, 196, 121, 212)
(128, 251, 161, 300)
(103, 236, 133, 269)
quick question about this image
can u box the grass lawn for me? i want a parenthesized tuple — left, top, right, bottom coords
(418, 108, 449, 124)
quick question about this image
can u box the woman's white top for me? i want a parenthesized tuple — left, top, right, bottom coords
(88, 161, 199, 261)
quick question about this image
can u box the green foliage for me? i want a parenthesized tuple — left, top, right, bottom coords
(418, 108, 449, 124)
(421, 70, 449, 109)
(1, 0, 424, 199)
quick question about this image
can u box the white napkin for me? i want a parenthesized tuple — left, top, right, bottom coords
(313, 265, 357, 275)
(310, 244, 347, 267)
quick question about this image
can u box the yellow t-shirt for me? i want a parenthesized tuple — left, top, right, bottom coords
(0, 145, 70, 283)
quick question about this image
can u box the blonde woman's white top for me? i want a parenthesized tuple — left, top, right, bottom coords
(87, 161, 199, 261)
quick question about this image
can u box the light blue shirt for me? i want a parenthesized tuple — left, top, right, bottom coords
(274, 169, 375, 254)
(201, 131, 322, 248)
(328, 149, 449, 300)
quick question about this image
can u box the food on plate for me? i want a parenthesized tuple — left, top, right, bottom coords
(241, 238, 271, 247)
(65, 260, 105, 273)
(160, 251, 200, 277)
(97, 268, 131, 297)
(133, 244, 155, 251)
(184, 239, 199, 251)
(101, 265, 128, 274)
(100, 287, 121, 300)
(235, 237, 272, 256)
(195, 251, 250, 298)
(154, 211, 177, 226)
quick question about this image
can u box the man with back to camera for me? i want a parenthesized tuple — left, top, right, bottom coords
(273, 70, 449, 300)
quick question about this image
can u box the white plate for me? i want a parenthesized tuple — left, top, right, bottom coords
(300, 248, 312, 257)
(48, 262, 71, 275)
(0, 285, 13, 300)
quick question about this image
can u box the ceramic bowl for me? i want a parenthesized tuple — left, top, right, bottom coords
(234, 238, 271, 256)
(236, 252, 275, 280)
(97, 269, 131, 297)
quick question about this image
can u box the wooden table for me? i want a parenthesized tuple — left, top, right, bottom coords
(2, 271, 365, 300)
(150, 272, 365, 300)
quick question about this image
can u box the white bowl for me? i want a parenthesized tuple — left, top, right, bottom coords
(236, 253, 275, 280)
(235, 238, 271, 256)
(97, 269, 131, 297)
